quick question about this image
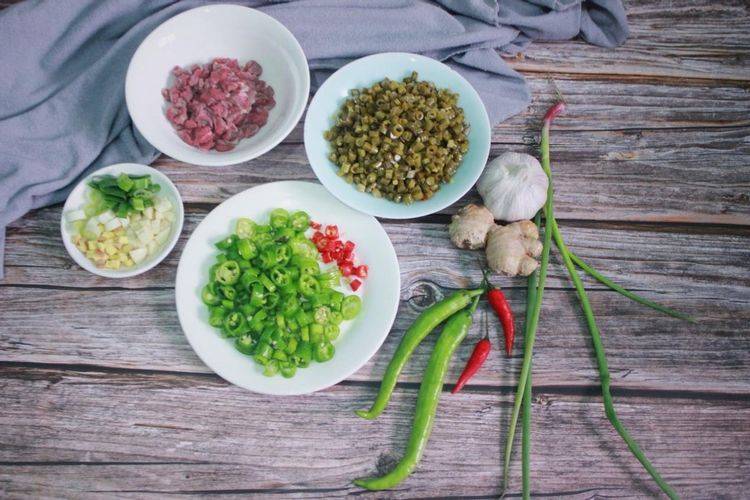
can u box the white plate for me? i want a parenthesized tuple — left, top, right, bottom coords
(126, 4, 309, 166)
(175, 181, 400, 395)
(60, 163, 184, 278)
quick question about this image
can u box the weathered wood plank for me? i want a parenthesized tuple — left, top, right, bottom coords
(508, 0, 750, 82)
(1, 282, 747, 394)
(147, 123, 750, 224)
(5, 206, 749, 295)
(3, 206, 748, 392)
(0, 367, 747, 498)
(260, 77, 750, 145)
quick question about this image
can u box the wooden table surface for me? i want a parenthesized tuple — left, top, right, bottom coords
(2, 0, 749, 498)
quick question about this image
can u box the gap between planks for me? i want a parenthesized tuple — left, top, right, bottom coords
(1, 361, 747, 404)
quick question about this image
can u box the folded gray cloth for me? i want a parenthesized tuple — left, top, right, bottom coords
(0, 0, 628, 278)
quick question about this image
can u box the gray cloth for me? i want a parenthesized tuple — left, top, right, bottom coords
(0, 0, 628, 278)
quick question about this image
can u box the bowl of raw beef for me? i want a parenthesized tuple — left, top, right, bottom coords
(126, 4, 309, 166)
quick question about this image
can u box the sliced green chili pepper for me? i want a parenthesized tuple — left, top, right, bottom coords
(215, 260, 240, 285)
(263, 359, 280, 376)
(269, 208, 290, 229)
(341, 295, 362, 320)
(237, 238, 257, 260)
(236, 218, 256, 239)
(208, 306, 227, 327)
(269, 266, 291, 287)
(279, 361, 297, 378)
(215, 235, 236, 251)
(235, 335, 256, 355)
(299, 275, 320, 297)
(223, 311, 247, 337)
(219, 285, 236, 300)
(313, 341, 335, 362)
(290, 210, 310, 231)
(201, 284, 221, 306)
(259, 274, 276, 293)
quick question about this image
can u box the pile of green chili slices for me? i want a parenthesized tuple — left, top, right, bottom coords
(353, 287, 484, 490)
(504, 101, 692, 500)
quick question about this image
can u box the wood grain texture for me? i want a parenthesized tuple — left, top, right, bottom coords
(2, 0, 750, 497)
(1, 367, 748, 499)
(508, 0, 750, 81)
(2, 208, 749, 394)
(146, 121, 750, 224)
(254, 76, 750, 145)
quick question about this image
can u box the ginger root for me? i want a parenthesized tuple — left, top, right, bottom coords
(485, 220, 543, 276)
(448, 204, 495, 249)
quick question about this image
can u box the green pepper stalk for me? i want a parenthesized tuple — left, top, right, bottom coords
(354, 296, 481, 490)
(521, 212, 541, 500)
(539, 102, 678, 499)
(569, 252, 695, 323)
(501, 106, 559, 491)
(356, 288, 484, 420)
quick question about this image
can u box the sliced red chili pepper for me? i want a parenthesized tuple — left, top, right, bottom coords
(343, 240, 355, 255)
(330, 248, 343, 262)
(350, 279, 362, 291)
(310, 221, 321, 230)
(325, 238, 338, 253)
(315, 237, 329, 251)
(355, 265, 368, 278)
(321, 251, 333, 264)
(340, 263, 353, 277)
(324, 224, 339, 239)
(311, 231, 324, 244)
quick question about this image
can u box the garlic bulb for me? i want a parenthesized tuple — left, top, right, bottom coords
(476, 152, 549, 222)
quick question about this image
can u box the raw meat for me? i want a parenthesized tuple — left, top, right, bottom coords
(162, 58, 276, 152)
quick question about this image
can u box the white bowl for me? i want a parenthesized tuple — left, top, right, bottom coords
(126, 4, 309, 166)
(175, 181, 400, 395)
(304, 52, 491, 219)
(60, 163, 185, 278)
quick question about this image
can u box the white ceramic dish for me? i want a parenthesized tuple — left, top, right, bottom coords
(126, 4, 309, 166)
(175, 181, 400, 395)
(60, 163, 184, 278)
(304, 52, 491, 219)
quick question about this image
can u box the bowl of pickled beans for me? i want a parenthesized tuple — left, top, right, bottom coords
(304, 52, 491, 219)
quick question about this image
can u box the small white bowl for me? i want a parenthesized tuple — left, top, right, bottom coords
(126, 4, 310, 166)
(60, 163, 184, 278)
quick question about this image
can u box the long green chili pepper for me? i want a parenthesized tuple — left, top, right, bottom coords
(354, 296, 480, 490)
(356, 288, 484, 420)
(539, 101, 678, 499)
(502, 106, 558, 491)
(569, 252, 695, 323)
(521, 212, 541, 500)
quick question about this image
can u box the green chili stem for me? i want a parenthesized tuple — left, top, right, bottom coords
(521, 213, 540, 500)
(569, 252, 696, 323)
(502, 162, 555, 490)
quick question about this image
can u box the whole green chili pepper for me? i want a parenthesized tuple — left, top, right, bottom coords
(354, 296, 480, 490)
(356, 288, 483, 420)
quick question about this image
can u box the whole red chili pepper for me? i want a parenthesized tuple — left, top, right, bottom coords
(452, 311, 492, 394)
(483, 270, 515, 356)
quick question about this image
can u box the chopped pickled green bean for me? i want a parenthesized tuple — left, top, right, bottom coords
(325, 72, 469, 204)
